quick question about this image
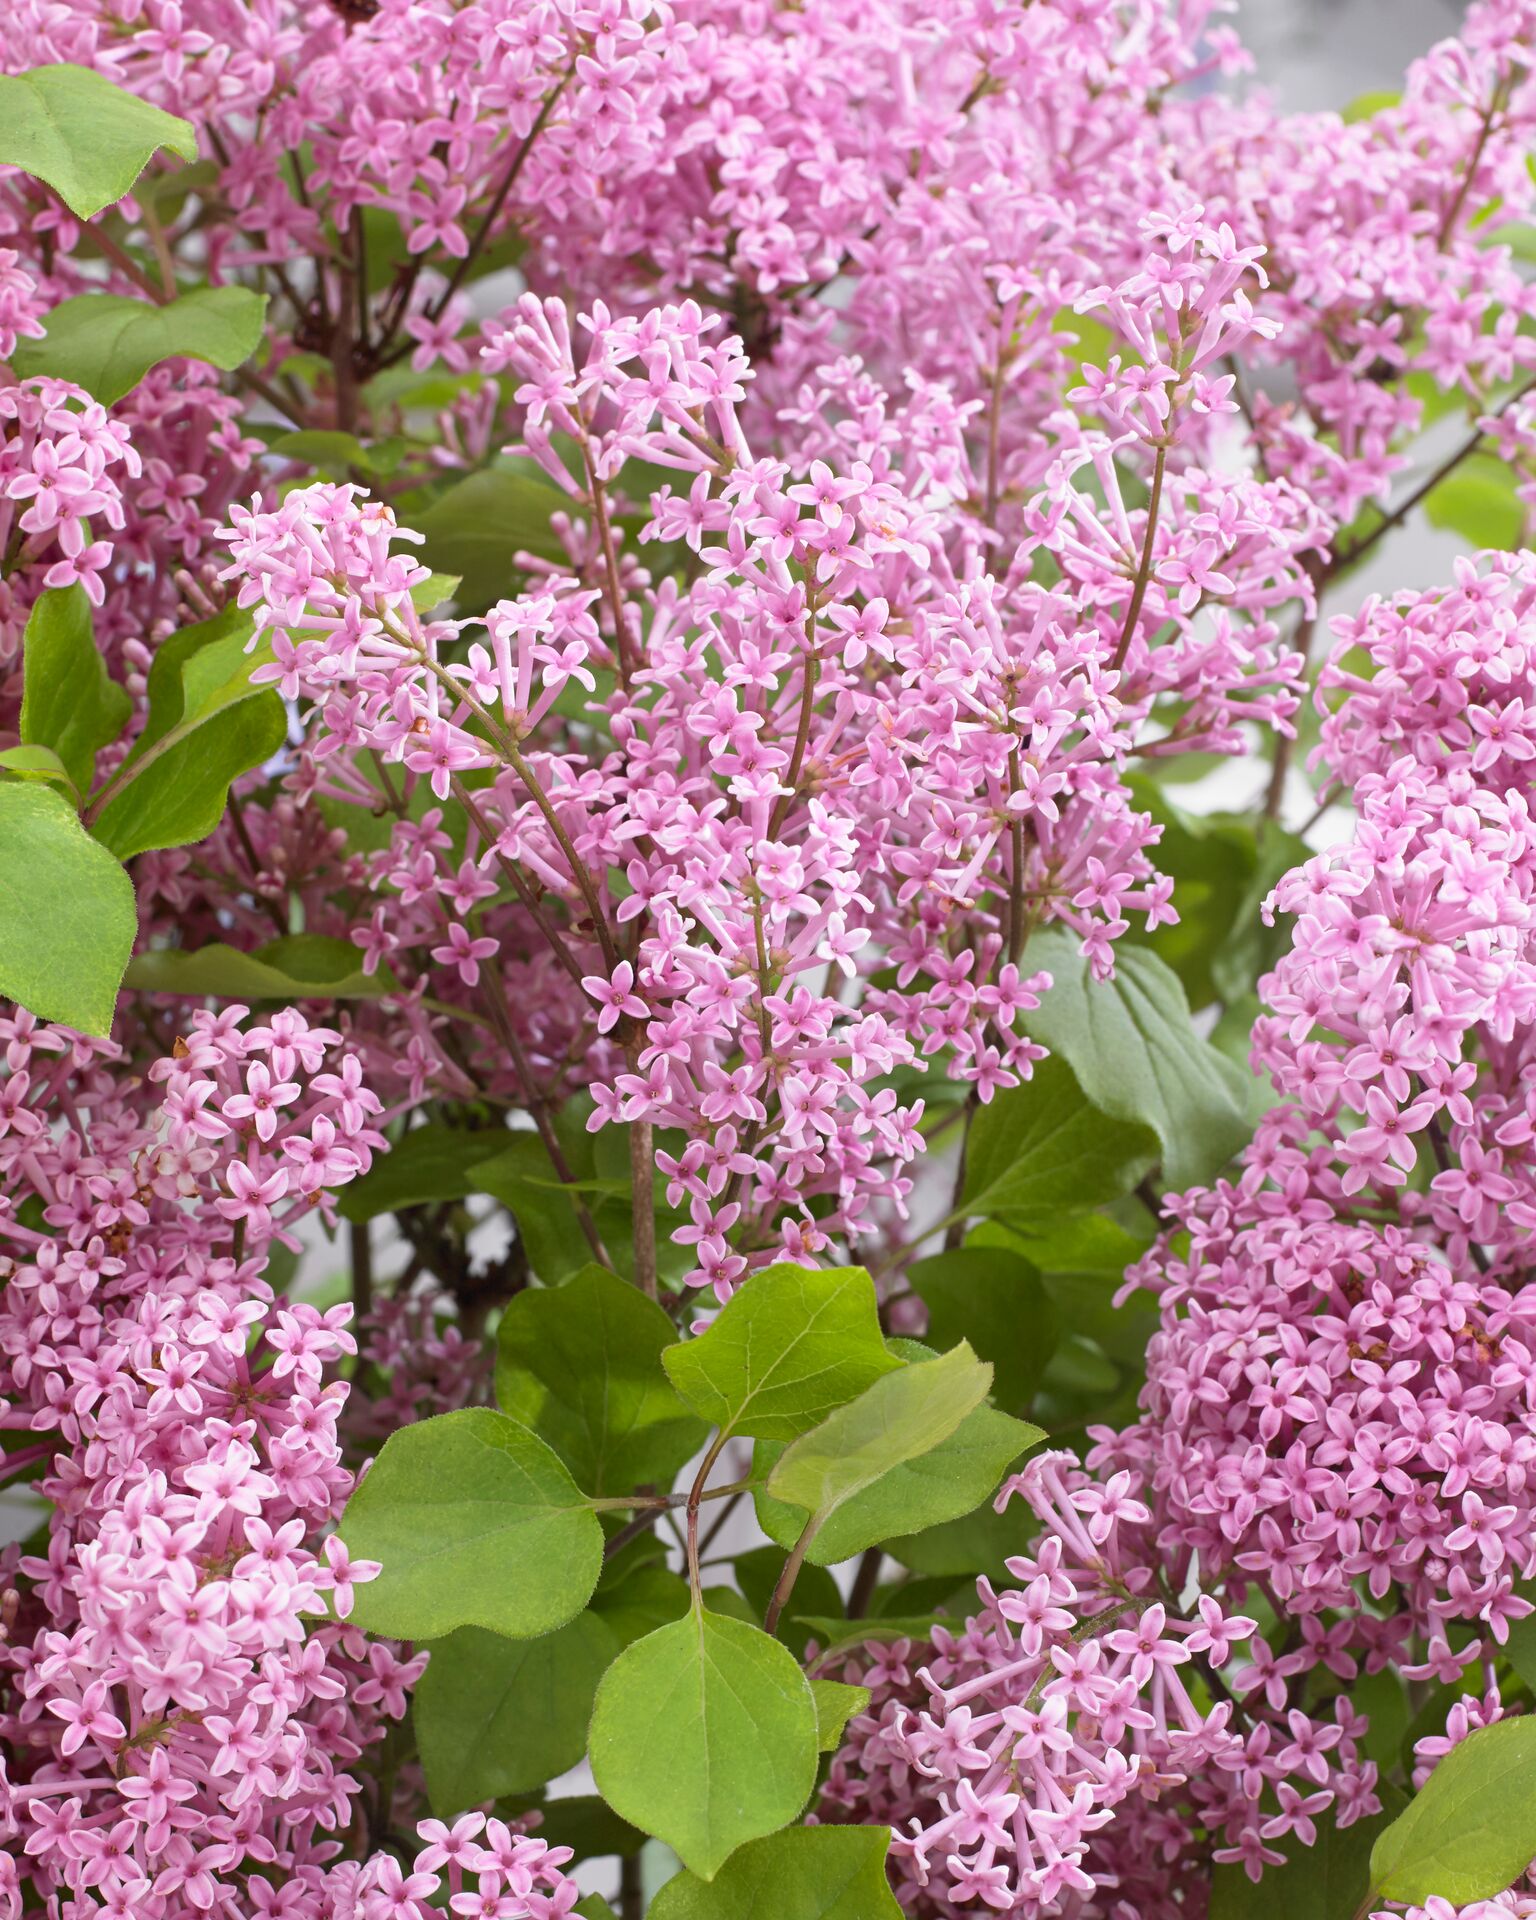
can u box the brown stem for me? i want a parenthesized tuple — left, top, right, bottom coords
(1436, 75, 1511, 250)
(450, 778, 592, 991)
(581, 437, 635, 687)
(764, 1515, 821, 1636)
(349, 1220, 374, 1325)
(429, 64, 574, 318)
(475, 967, 614, 1270)
(685, 1433, 729, 1599)
(1110, 442, 1168, 674)
(1333, 367, 1536, 573)
(768, 609, 821, 837)
(847, 1547, 884, 1620)
(627, 1104, 659, 1300)
(619, 1853, 643, 1920)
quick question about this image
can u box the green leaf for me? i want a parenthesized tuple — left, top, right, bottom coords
(588, 1604, 818, 1879)
(338, 1408, 604, 1642)
(882, 1485, 1026, 1581)
(1209, 1798, 1404, 1920)
(593, 1564, 694, 1646)
(648, 1825, 904, 1920)
(910, 1247, 1060, 1414)
(793, 1614, 942, 1660)
(1341, 88, 1401, 124)
(756, 1400, 1040, 1566)
(124, 935, 393, 1002)
(13, 286, 268, 406)
(1024, 928, 1252, 1190)
(266, 428, 407, 477)
(576, 1900, 619, 1920)
(1123, 778, 1263, 1009)
(0, 63, 197, 219)
(413, 460, 570, 609)
(0, 744, 72, 784)
(495, 1264, 707, 1496)
(337, 1121, 512, 1222)
(811, 1679, 869, 1751)
(417, 1614, 621, 1814)
(961, 1054, 1157, 1224)
(19, 587, 130, 793)
(766, 1344, 993, 1535)
(415, 1565, 689, 1815)
(1368, 1717, 1536, 1906)
(661, 1262, 902, 1443)
(91, 692, 284, 858)
(474, 1135, 609, 1286)
(0, 782, 136, 1036)
(517, 1796, 643, 1859)
(1502, 1590, 1536, 1694)
(125, 605, 256, 748)
(1425, 450, 1526, 552)
(90, 605, 285, 860)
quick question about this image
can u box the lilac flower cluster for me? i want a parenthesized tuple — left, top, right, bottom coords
(824, 548, 1536, 1913)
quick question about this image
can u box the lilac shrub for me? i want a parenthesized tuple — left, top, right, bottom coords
(1, 3, 1536, 1919)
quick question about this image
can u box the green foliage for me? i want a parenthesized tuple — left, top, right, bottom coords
(412, 460, 572, 607)
(0, 782, 136, 1036)
(414, 1564, 688, 1815)
(338, 1408, 604, 1641)
(662, 1261, 900, 1442)
(90, 603, 286, 859)
(1023, 927, 1253, 1189)
(19, 587, 131, 794)
(1209, 1797, 1404, 1919)
(0, 63, 197, 219)
(1123, 778, 1289, 1009)
(265, 428, 408, 477)
(960, 1053, 1157, 1227)
(1424, 449, 1526, 551)
(13, 286, 268, 405)
(418, 1614, 621, 1815)
(765, 1343, 992, 1537)
(648, 1825, 904, 1920)
(124, 935, 392, 1001)
(1367, 1716, 1536, 1907)
(809, 1678, 870, 1750)
(1340, 88, 1402, 124)
(756, 1395, 1041, 1566)
(909, 1247, 1059, 1413)
(495, 1264, 707, 1495)
(474, 1134, 616, 1285)
(588, 1603, 819, 1878)
(336, 1120, 513, 1221)
(0, 744, 72, 785)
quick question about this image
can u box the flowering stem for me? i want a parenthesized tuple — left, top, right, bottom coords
(1333, 366, 1536, 574)
(478, 969, 614, 1270)
(450, 778, 590, 992)
(431, 64, 574, 318)
(769, 607, 821, 837)
(1110, 441, 1167, 674)
(418, 653, 620, 972)
(627, 1099, 659, 1301)
(580, 437, 635, 687)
